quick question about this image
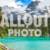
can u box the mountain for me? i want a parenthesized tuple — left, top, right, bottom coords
(2, 5, 27, 13)
(25, 1, 50, 16)
(26, 1, 40, 12)
(2, 1, 50, 18)
(2, 5, 15, 13)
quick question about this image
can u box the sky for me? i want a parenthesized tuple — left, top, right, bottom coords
(15, 0, 31, 6)
(0, 0, 31, 8)
(0, 0, 50, 8)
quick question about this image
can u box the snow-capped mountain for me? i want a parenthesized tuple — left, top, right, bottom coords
(26, 1, 50, 16)
(2, 5, 27, 13)
(2, 5, 15, 13)
(26, 1, 40, 12)
(2, 1, 50, 18)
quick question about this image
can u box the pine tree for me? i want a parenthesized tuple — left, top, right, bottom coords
(0, 7, 4, 37)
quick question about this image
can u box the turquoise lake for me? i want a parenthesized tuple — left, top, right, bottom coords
(0, 37, 50, 50)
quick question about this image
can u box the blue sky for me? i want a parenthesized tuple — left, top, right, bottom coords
(0, 0, 50, 8)
(0, 0, 32, 8)
(15, 0, 31, 6)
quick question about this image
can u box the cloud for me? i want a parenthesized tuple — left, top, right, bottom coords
(0, 0, 24, 8)
(16, 1, 24, 6)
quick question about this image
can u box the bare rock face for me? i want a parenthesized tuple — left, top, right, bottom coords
(25, 1, 49, 16)
(26, 1, 40, 13)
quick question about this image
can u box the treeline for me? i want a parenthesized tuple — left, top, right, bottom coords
(0, 7, 50, 37)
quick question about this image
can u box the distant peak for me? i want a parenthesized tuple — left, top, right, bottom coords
(32, 0, 40, 2)
(31, 0, 40, 2)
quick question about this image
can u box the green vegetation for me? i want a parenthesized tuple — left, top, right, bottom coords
(0, 7, 4, 37)
(0, 7, 50, 37)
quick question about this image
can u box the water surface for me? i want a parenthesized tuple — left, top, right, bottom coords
(0, 37, 50, 50)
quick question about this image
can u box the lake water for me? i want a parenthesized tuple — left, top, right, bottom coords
(0, 36, 50, 50)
